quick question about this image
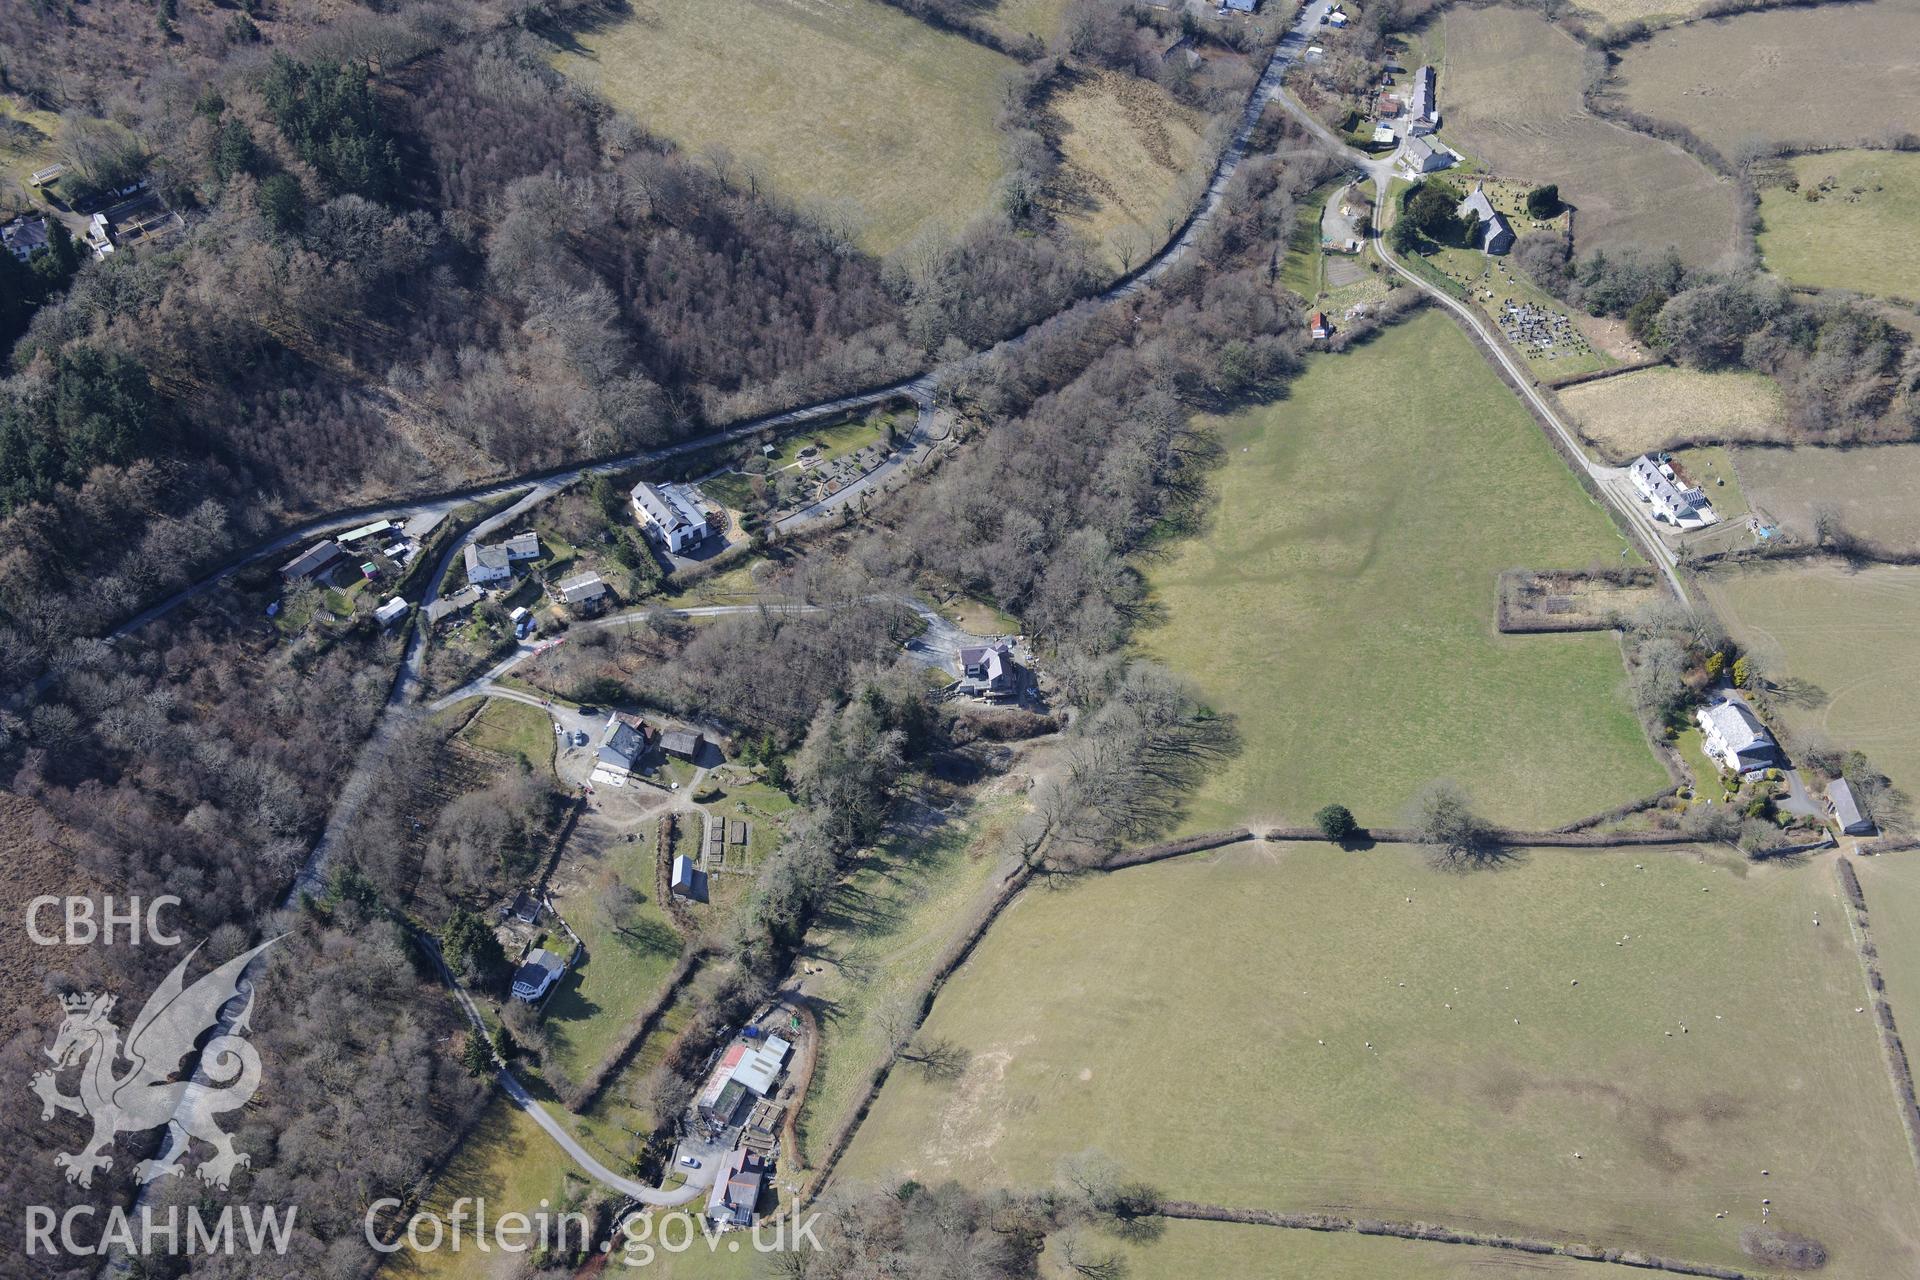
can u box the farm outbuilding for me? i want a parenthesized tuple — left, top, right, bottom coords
(1827, 778, 1873, 835)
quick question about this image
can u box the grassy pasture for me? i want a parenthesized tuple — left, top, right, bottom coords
(548, 0, 1015, 254)
(1701, 561, 1920, 816)
(380, 1099, 590, 1280)
(793, 785, 1025, 1170)
(978, 0, 1073, 46)
(1566, 0, 1692, 24)
(1437, 5, 1740, 268)
(1139, 310, 1663, 832)
(541, 820, 686, 1085)
(1046, 69, 1211, 271)
(1757, 151, 1920, 302)
(839, 842, 1920, 1279)
(1060, 1218, 1693, 1279)
(1731, 442, 1920, 555)
(1856, 856, 1920, 1028)
(1616, 1, 1920, 158)
(1557, 366, 1786, 460)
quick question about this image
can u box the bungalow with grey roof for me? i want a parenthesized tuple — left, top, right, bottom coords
(555, 570, 609, 615)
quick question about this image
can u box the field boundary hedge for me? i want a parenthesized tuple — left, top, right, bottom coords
(1155, 1200, 1757, 1277)
(1545, 357, 1669, 390)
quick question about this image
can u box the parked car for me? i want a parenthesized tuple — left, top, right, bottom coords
(679, 1156, 701, 1169)
(572, 731, 589, 747)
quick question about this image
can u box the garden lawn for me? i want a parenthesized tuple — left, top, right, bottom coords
(1757, 151, 1920, 302)
(839, 842, 1920, 1280)
(1140, 310, 1663, 832)
(549, 0, 1014, 254)
(461, 698, 557, 773)
(542, 832, 685, 1084)
(1701, 561, 1920, 818)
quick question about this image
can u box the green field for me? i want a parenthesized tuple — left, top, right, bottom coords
(1558, 366, 1787, 460)
(1438, 5, 1740, 269)
(1732, 442, 1920, 554)
(541, 825, 687, 1084)
(1857, 856, 1920, 1031)
(1758, 151, 1920, 301)
(1616, 2, 1920, 158)
(1059, 1218, 1699, 1280)
(1139, 310, 1663, 831)
(1702, 561, 1920, 820)
(839, 842, 1920, 1279)
(379, 1099, 591, 1280)
(549, 0, 1015, 254)
(793, 787, 1023, 1170)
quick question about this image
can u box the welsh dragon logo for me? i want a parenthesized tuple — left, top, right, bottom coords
(31, 938, 280, 1190)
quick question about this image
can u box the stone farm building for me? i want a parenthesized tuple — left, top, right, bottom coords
(1696, 695, 1780, 774)
(1828, 778, 1873, 835)
(631, 481, 711, 554)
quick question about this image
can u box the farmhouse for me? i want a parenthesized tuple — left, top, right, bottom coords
(1696, 695, 1781, 774)
(596, 712, 652, 777)
(555, 571, 609, 615)
(705, 1148, 770, 1228)
(511, 947, 566, 1002)
(280, 540, 345, 584)
(1827, 778, 1873, 835)
(1456, 184, 1515, 254)
(1409, 65, 1438, 132)
(1399, 134, 1455, 175)
(2, 216, 50, 261)
(632, 481, 711, 554)
(1629, 454, 1716, 528)
(463, 542, 513, 586)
